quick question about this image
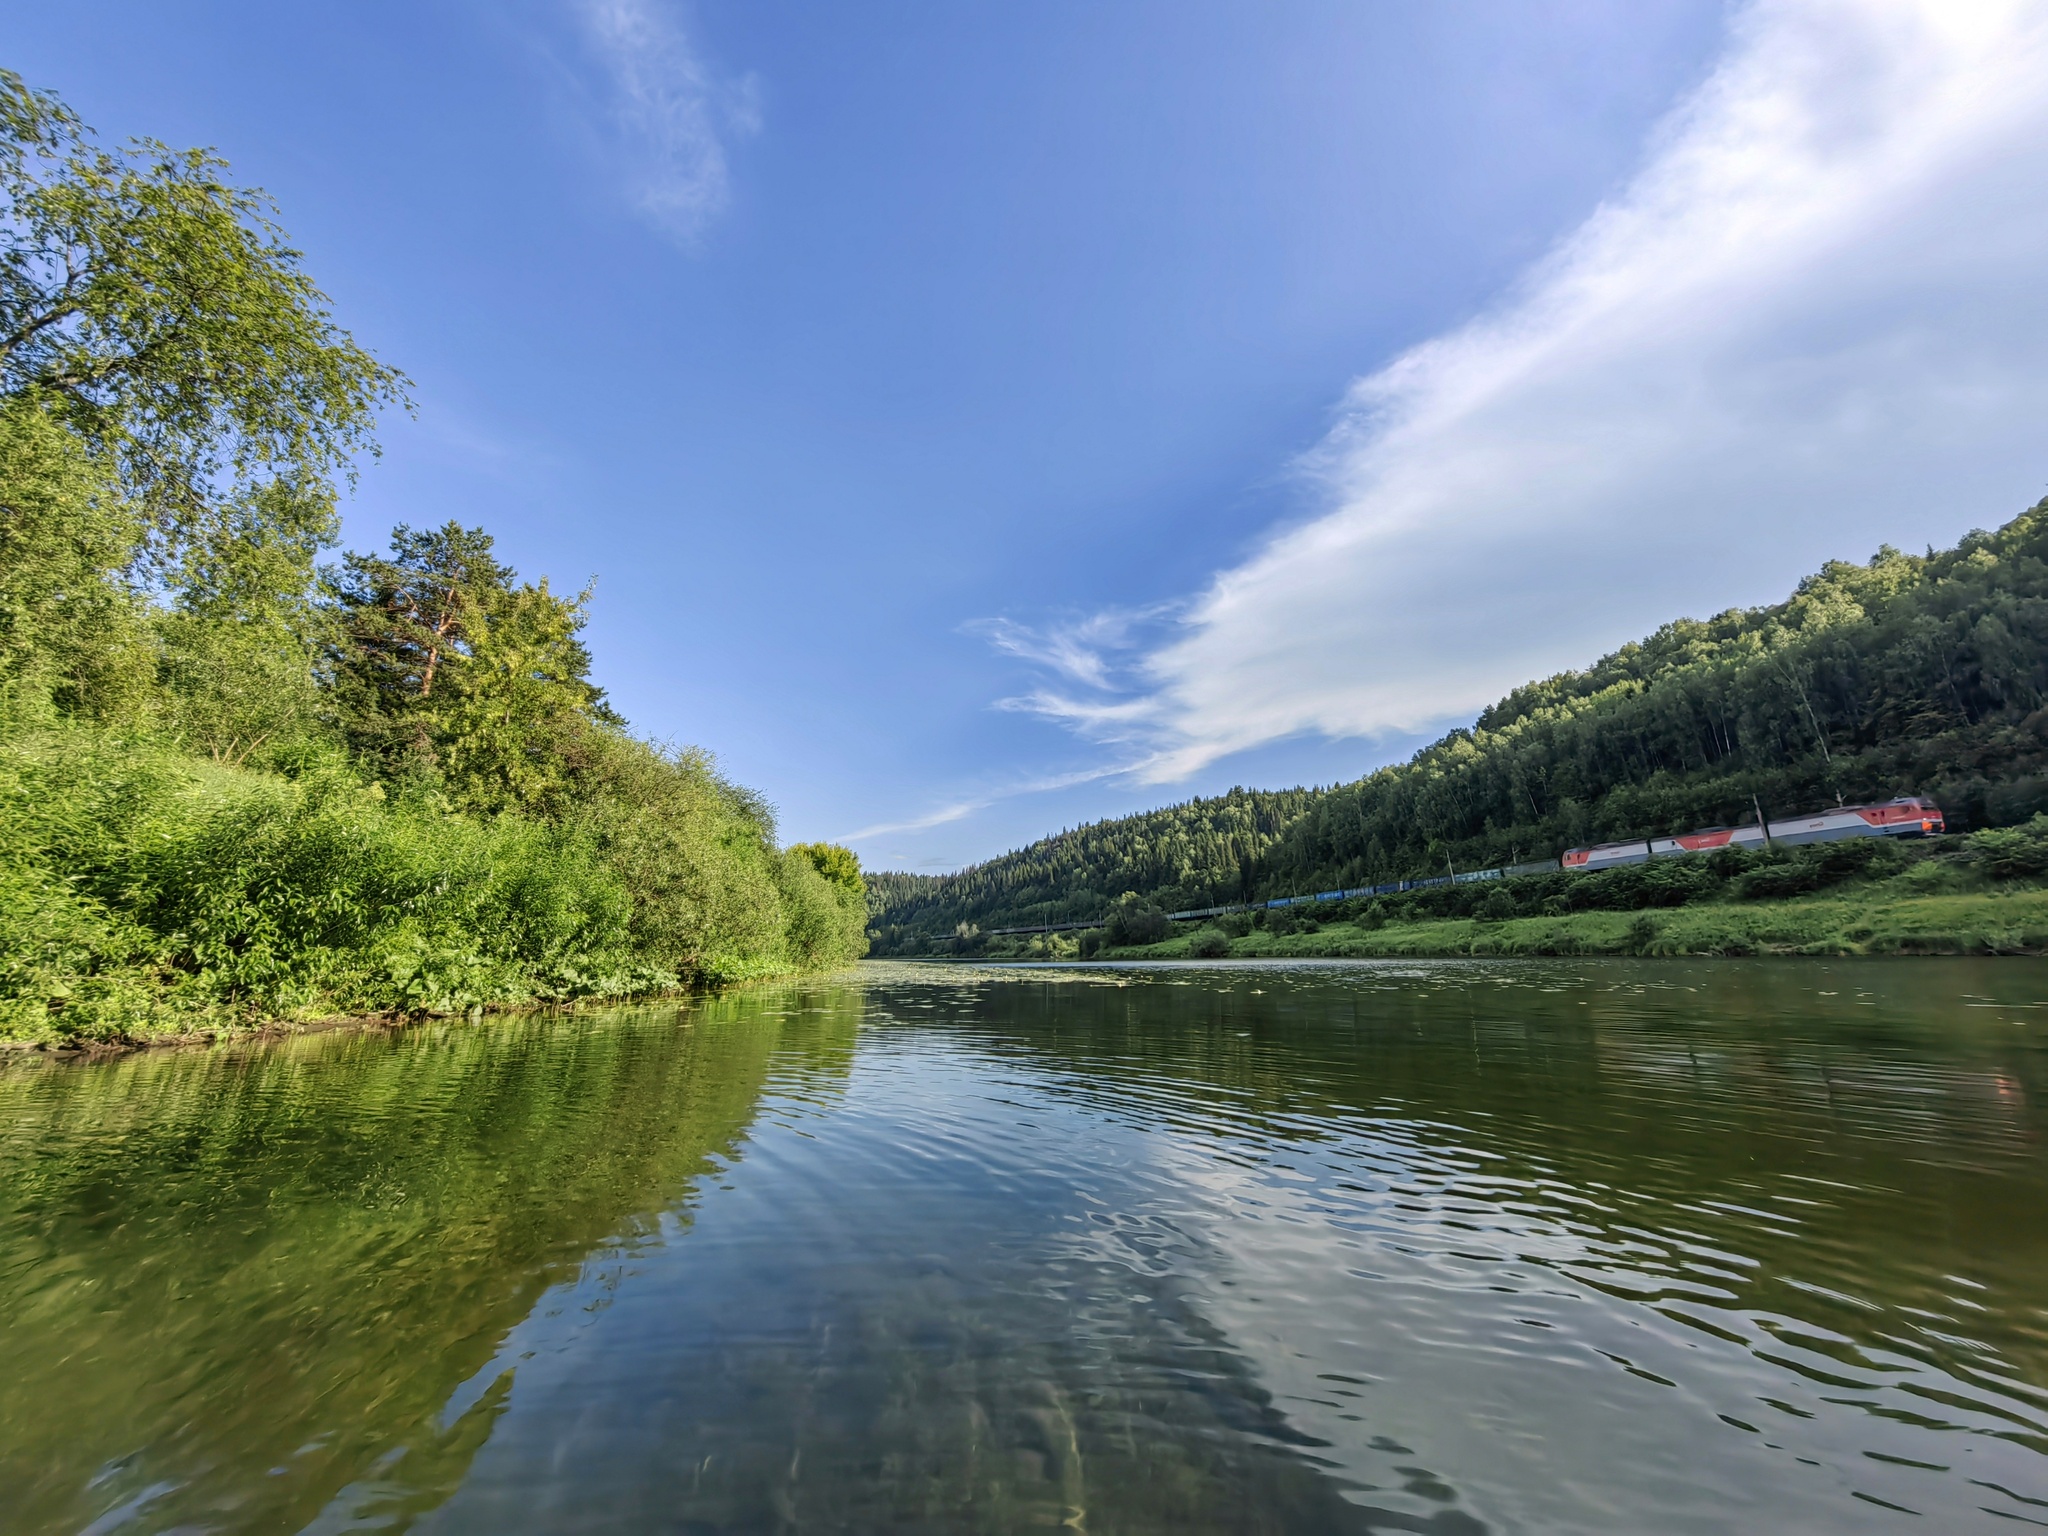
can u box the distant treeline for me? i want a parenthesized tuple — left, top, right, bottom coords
(864, 789, 1315, 954)
(871, 498, 2048, 953)
(0, 73, 865, 1042)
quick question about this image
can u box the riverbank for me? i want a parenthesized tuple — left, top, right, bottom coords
(4, 953, 898, 1060)
(1098, 883, 2048, 960)
(0, 963, 876, 1061)
(0, 1008, 414, 1062)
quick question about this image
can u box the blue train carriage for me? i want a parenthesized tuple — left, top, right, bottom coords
(1560, 797, 1946, 873)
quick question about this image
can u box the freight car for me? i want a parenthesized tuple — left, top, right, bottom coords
(1560, 798, 1944, 873)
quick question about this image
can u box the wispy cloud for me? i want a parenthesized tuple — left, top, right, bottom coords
(999, 0, 2048, 784)
(964, 603, 1178, 692)
(575, 0, 759, 242)
(838, 762, 1146, 846)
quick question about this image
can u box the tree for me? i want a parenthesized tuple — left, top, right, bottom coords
(329, 522, 508, 739)
(439, 575, 610, 816)
(329, 521, 611, 815)
(0, 70, 406, 592)
(790, 842, 865, 902)
(0, 395, 150, 719)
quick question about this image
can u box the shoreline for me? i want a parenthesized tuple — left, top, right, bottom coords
(0, 974, 835, 1073)
(0, 1009, 413, 1064)
(886, 873, 2048, 965)
(1087, 885, 2048, 963)
(0, 958, 890, 1064)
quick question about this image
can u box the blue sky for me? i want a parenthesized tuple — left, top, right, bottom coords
(14, 2, 2048, 870)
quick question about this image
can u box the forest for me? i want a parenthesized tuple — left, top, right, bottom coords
(862, 788, 1316, 955)
(0, 74, 866, 1043)
(870, 496, 2048, 952)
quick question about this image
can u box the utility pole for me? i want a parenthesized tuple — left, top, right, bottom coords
(1753, 793, 1773, 847)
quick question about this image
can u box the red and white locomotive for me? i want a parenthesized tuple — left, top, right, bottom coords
(1561, 798, 1945, 873)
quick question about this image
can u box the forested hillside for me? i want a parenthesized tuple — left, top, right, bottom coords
(864, 788, 1314, 953)
(871, 498, 2048, 951)
(0, 73, 866, 1042)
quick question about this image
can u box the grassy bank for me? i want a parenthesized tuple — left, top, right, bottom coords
(1099, 885, 2048, 960)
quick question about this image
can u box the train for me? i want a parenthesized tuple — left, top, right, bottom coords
(983, 796, 1948, 935)
(1154, 799, 1947, 924)
(1559, 798, 1945, 873)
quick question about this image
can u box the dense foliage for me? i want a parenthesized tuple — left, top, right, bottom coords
(873, 501, 2048, 951)
(0, 73, 864, 1041)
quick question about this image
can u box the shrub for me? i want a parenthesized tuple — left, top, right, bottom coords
(0, 716, 870, 1038)
(1105, 897, 1169, 946)
(775, 848, 869, 969)
(1965, 815, 2048, 880)
(1476, 887, 1517, 922)
(1734, 838, 1905, 901)
(1574, 859, 1720, 910)
(1187, 927, 1231, 958)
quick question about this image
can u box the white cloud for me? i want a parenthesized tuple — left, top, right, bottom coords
(838, 763, 1138, 846)
(964, 603, 1180, 692)
(575, 0, 759, 242)
(1010, 0, 2048, 783)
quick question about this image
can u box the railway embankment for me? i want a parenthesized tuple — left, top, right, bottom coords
(1091, 818, 2048, 960)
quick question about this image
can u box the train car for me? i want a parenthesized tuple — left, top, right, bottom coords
(1764, 797, 1944, 846)
(1649, 826, 1768, 858)
(1559, 839, 1654, 873)
(1562, 798, 1944, 872)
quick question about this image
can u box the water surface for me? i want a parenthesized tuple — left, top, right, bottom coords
(4, 958, 2047, 1533)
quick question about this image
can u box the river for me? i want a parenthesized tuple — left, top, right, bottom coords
(3, 958, 2046, 1533)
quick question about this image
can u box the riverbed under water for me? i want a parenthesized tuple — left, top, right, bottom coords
(4, 958, 2048, 1533)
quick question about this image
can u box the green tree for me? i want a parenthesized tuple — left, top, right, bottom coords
(156, 478, 336, 764)
(330, 521, 609, 815)
(0, 396, 150, 720)
(0, 73, 864, 1041)
(330, 522, 507, 723)
(439, 575, 609, 816)
(0, 69, 406, 587)
(790, 841, 866, 903)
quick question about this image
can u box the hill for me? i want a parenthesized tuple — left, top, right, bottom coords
(870, 497, 2048, 952)
(864, 788, 1314, 953)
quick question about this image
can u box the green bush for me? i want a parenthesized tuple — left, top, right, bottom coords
(1105, 897, 1169, 946)
(1266, 905, 1317, 936)
(1965, 815, 2048, 880)
(0, 719, 869, 1040)
(1476, 887, 1517, 921)
(1187, 927, 1231, 958)
(1733, 838, 1906, 901)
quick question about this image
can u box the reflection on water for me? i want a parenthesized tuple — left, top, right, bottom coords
(3, 959, 2046, 1533)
